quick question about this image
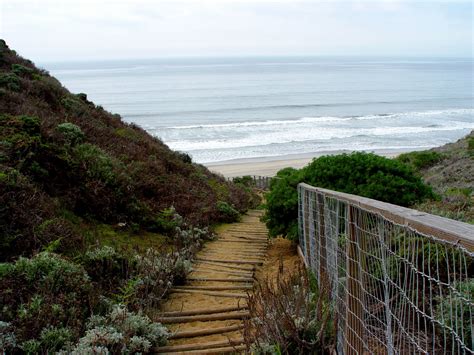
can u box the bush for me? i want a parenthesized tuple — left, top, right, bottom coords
(468, 137, 474, 153)
(265, 153, 434, 239)
(435, 279, 474, 350)
(0, 73, 20, 91)
(73, 143, 116, 184)
(11, 64, 34, 78)
(397, 150, 443, 170)
(56, 122, 85, 146)
(216, 200, 241, 222)
(233, 175, 255, 187)
(65, 304, 168, 354)
(244, 266, 334, 354)
(0, 252, 92, 345)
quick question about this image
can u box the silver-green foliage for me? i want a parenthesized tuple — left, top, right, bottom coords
(66, 304, 168, 354)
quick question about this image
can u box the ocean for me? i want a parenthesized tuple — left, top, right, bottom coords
(43, 57, 474, 164)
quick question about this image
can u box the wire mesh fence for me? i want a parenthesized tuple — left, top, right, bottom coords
(297, 183, 474, 354)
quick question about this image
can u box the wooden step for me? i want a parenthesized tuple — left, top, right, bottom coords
(180, 345, 247, 354)
(157, 311, 249, 324)
(191, 266, 253, 277)
(171, 289, 248, 298)
(175, 285, 253, 291)
(159, 305, 248, 317)
(155, 338, 244, 353)
(196, 257, 263, 266)
(187, 277, 254, 282)
(196, 260, 255, 271)
(169, 324, 244, 339)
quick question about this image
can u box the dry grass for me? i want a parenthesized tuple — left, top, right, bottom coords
(244, 265, 335, 354)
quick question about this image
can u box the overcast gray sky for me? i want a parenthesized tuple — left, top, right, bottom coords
(1, 0, 472, 62)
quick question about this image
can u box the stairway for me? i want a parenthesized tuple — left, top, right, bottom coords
(156, 210, 268, 354)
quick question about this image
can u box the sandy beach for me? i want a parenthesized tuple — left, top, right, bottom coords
(205, 148, 419, 178)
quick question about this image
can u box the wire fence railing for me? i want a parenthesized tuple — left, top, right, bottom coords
(297, 183, 474, 354)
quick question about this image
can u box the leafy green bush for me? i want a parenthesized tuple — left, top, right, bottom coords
(216, 200, 241, 222)
(56, 122, 84, 146)
(11, 64, 34, 78)
(233, 175, 255, 187)
(0, 114, 41, 165)
(265, 153, 434, 239)
(468, 137, 474, 154)
(73, 143, 116, 184)
(397, 150, 443, 170)
(0, 73, 20, 91)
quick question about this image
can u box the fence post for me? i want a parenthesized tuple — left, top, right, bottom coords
(304, 190, 312, 267)
(345, 204, 364, 355)
(317, 193, 329, 287)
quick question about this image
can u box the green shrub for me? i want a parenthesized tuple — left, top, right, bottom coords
(468, 137, 474, 154)
(263, 167, 301, 239)
(61, 95, 88, 116)
(216, 201, 241, 222)
(65, 304, 168, 353)
(397, 150, 443, 170)
(11, 64, 34, 77)
(73, 143, 116, 184)
(0, 73, 20, 91)
(151, 206, 184, 234)
(435, 279, 474, 350)
(56, 122, 84, 145)
(0, 115, 41, 166)
(0, 252, 92, 344)
(265, 153, 434, 239)
(233, 175, 255, 187)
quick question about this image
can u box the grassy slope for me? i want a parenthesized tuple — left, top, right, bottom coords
(397, 131, 474, 223)
(0, 39, 256, 260)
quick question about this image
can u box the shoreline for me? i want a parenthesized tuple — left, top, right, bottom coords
(204, 147, 425, 178)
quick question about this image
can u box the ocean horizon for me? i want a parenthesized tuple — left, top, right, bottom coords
(43, 56, 474, 164)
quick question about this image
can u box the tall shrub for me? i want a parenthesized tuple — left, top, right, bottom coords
(264, 152, 434, 239)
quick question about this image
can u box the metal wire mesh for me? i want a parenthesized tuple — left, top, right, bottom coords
(298, 183, 474, 354)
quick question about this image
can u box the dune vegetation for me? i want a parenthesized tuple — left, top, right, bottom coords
(0, 40, 259, 352)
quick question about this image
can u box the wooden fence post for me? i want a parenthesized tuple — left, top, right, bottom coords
(345, 204, 364, 354)
(317, 193, 329, 287)
(304, 190, 312, 267)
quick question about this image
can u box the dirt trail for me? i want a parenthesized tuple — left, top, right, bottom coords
(155, 210, 268, 354)
(155, 210, 301, 354)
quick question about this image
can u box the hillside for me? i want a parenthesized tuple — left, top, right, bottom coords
(0, 40, 262, 352)
(0, 39, 258, 261)
(397, 131, 474, 223)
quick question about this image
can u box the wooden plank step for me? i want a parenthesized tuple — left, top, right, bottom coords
(226, 235, 268, 241)
(187, 277, 254, 282)
(155, 338, 244, 353)
(191, 267, 253, 277)
(175, 285, 253, 291)
(196, 260, 255, 271)
(188, 345, 247, 354)
(156, 311, 249, 323)
(201, 254, 264, 262)
(176, 345, 247, 354)
(196, 257, 263, 265)
(169, 324, 244, 339)
(170, 289, 248, 298)
(217, 239, 268, 244)
(159, 305, 247, 317)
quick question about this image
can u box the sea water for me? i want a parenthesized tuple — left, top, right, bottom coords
(43, 57, 474, 164)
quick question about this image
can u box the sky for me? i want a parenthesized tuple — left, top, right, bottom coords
(0, 0, 472, 62)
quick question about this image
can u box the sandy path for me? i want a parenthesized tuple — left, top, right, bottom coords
(155, 210, 268, 353)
